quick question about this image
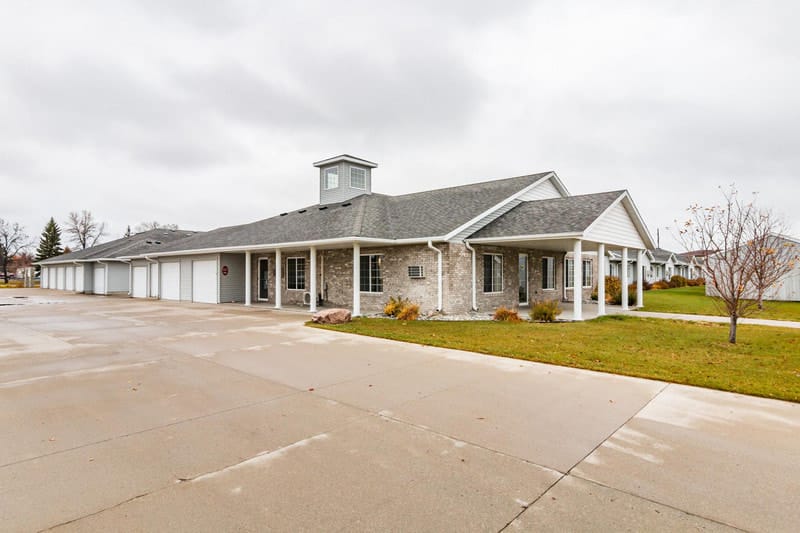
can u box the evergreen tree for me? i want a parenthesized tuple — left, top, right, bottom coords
(35, 217, 63, 268)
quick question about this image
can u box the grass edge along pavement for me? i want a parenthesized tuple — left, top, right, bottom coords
(310, 315, 800, 403)
(639, 285, 800, 322)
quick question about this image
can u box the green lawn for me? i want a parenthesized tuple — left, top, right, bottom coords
(311, 315, 800, 403)
(640, 286, 800, 322)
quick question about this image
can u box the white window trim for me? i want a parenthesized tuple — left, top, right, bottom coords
(483, 253, 504, 294)
(582, 259, 593, 288)
(286, 256, 306, 291)
(349, 166, 367, 190)
(360, 254, 384, 293)
(565, 258, 574, 289)
(323, 166, 339, 190)
(542, 256, 556, 291)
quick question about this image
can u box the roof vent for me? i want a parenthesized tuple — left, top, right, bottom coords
(298, 209, 307, 213)
(319, 206, 328, 210)
(341, 202, 351, 207)
(280, 212, 288, 216)
(154, 240, 162, 245)
(145, 239, 153, 244)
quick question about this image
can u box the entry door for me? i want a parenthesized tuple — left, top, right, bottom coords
(93, 265, 106, 295)
(258, 258, 269, 300)
(161, 262, 180, 301)
(132, 266, 147, 298)
(518, 254, 528, 305)
(192, 260, 217, 304)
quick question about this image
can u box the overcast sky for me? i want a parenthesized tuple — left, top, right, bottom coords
(2, 1, 798, 252)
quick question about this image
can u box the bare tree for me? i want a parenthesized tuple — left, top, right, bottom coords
(678, 185, 795, 343)
(0, 218, 30, 283)
(134, 221, 179, 233)
(748, 214, 799, 310)
(65, 210, 106, 250)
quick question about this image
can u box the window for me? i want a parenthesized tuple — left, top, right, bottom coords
(542, 257, 555, 289)
(287, 257, 306, 290)
(360, 255, 383, 292)
(350, 166, 366, 189)
(610, 262, 620, 278)
(324, 166, 339, 190)
(582, 259, 592, 287)
(565, 259, 574, 288)
(483, 254, 503, 293)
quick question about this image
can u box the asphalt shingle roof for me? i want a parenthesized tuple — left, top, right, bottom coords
(147, 172, 553, 254)
(468, 190, 624, 239)
(651, 248, 676, 263)
(37, 229, 201, 264)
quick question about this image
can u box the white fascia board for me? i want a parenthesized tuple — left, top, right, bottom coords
(443, 172, 556, 241)
(583, 191, 656, 250)
(118, 236, 447, 260)
(548, 171, 571, 197)
(33, 258, 91, 266)
(465, 232, 582, 244)
(313, 155, 378, 168)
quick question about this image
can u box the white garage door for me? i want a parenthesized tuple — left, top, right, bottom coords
(149, 263, 159, 298)
(42, 268, 49, 289)
(75, 265, 84, 292)
(93, 265, 106, 295)
(56, 267, 65, 290)
(65, 266, 74, 291)
(192, 260, 217, 304)
(161, 262, 180, 301)
(132, 266, 147, 298)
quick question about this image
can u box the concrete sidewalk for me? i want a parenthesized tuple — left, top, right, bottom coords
(2, 289, 799, 531)
(627, 309, 800, 329)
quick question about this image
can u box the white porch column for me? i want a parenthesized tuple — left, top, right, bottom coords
(353, 243, 361, 316)
(573, 239, 583, 321)
(244, 251, 251, 306)
(309, 246, 317, 313)
(274, 249, 282, 309)
(636, 249, 644, 308)
(597, 243, 606, 316)
(621, 247, 629, 310)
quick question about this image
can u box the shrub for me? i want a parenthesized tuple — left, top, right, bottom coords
(493, 306, 522, 322)
(642, 280, 653, 291)
(591, 276, 622, 304)
(396, 303, 420, 321)
(651, 280, 670, 290)
(384, 296, 412, 317)
(669, 275, 688, 288)
(530, 300, 562, 322)
(687, 277, 705, 286)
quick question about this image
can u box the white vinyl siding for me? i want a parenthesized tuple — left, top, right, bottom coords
(518, 178, 562, 201)
(542, 257, 555, 290)
(161, 262, 180, 300)
(150, 263, 159, 297)
(483, 254, 503, 293)
(584, 200, 646, 250)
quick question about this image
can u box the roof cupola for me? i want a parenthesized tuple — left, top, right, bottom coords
(313, 154, 377, 205)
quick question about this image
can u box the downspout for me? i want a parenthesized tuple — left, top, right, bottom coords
(427, 240, 443, 311)
(463, 240, 477, 311)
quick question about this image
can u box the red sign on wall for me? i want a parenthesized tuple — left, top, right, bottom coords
(221, 266, 229, 276)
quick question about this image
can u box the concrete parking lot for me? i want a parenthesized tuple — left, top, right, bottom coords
(1, 289, 799, 532)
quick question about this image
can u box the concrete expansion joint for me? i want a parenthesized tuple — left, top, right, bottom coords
(41, 490, 153, 532)
(563, 474, 748, 532)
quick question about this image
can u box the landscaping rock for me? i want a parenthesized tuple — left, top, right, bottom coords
(311, 308, 352, 324)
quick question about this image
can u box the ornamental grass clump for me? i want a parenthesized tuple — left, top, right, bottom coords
(384, 296, 419, 320)
(530, 299, 562, 322)
(492, 306, 522, 322)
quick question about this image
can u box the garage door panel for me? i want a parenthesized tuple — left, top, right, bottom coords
(65, 267, 74, 291)
(161, 263, 180, 301)
(132, 267, 147, 298)
(192, 260, 217, 304)
(56, 267, 65, 290)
